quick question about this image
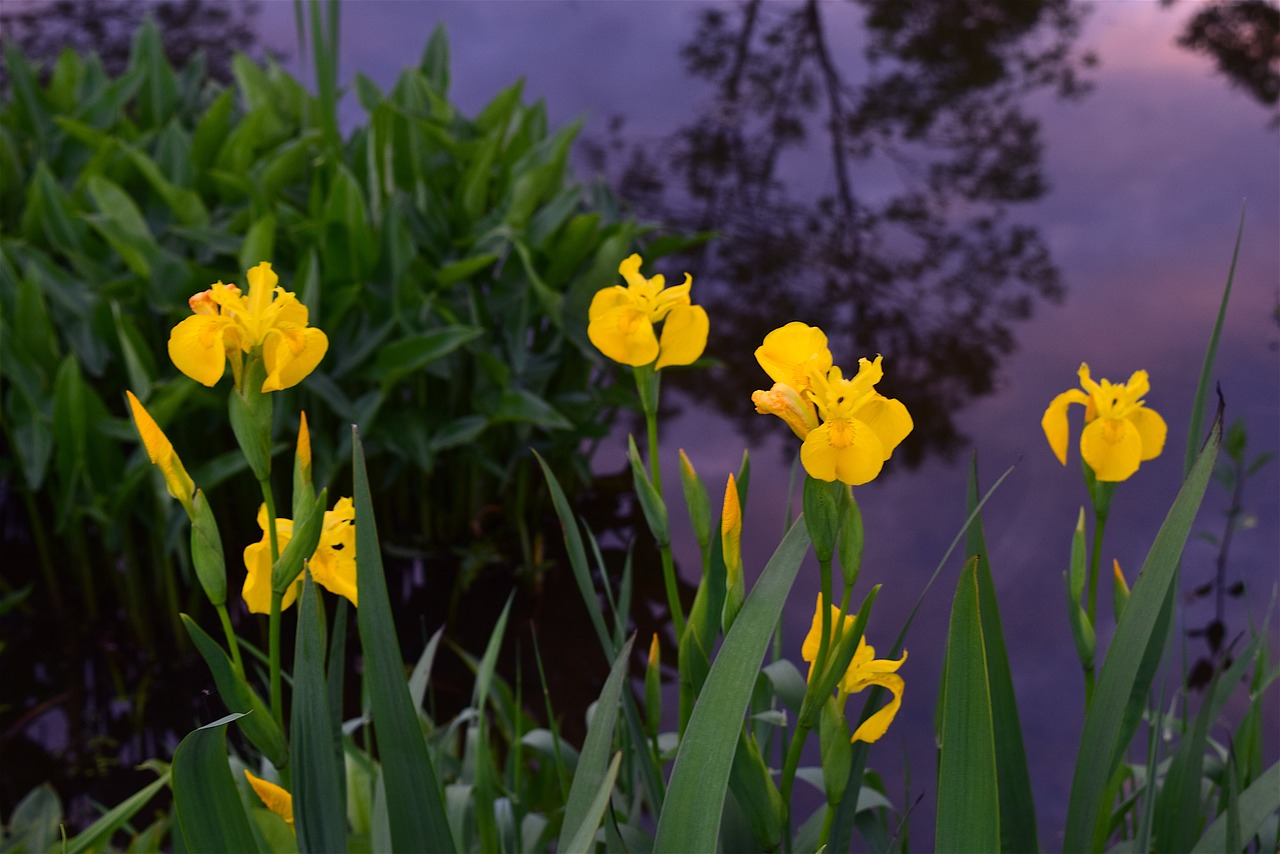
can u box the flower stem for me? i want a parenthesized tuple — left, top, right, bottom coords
(1083, 505, 1108, 708)
(216, 603, 245, 680)
(636, 365, 686, 638)
(779, 720, 813, 854)
(259, 476, 284, 731)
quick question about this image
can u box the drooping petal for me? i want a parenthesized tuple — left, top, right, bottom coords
(754, 322, 832, 390)
(1128, 405, 1167, 462)
(1041, 388, 1090, 465)
(309, 498, 357, 606)
(261, 327, 329, 392)
(588, 286, 634, 321)
(801, 419, 886, 485)
(752, 383, 819, 439)
(801, 595, 854, 682)
(168, 314, 232, 387)
(588, 304, 659, 366)
(1080, 416, 1143, 482)
(852, 395, 913, 460)
(242, 507, 299, 614)
(244, 770, 294, 828)
(655, 303, 708, 369)
(849, 672, 904, 744)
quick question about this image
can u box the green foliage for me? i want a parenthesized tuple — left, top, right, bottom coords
(0, 18, 649, 643)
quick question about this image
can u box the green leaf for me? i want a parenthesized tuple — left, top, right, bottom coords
(5, 784, 61, 854)
(1191, 760, 1280, 853)
(558, 636, 635, 852)
(65, 770, 171, 854)
(291, 575, 347, 853)
(627, 434, 670, 548)
(372, 326, 482, 388)
(419, 23, 450, 93)
(181, 615, 288, 768)
(85, 174, 154, 277)
(1063, 415, 1222, 852)
(936, 557, 1001, 853)
(563, 752, 623, 854)
(437, 254, 499, 287)
(239, 215, 277, 273)
(966, 457, 1038, 852)
(352, 427, 456, 853)
(653, 518, 811, 852)
(492, 388, 572, 430)
(271, 490, 328, 593)
(171, 714, 261, 853)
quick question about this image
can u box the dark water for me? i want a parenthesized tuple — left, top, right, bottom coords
(4, 0, 1278, 847)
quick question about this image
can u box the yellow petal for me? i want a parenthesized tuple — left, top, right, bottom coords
(754, 322, 832, 390)
(244, 770, 294, 828)
(801, 419, 886, 485)
(1041, 388, 1090, 465)
(752, 383, 819, 440)
(309, 497, 357, 606)
(801, 594, 855, 681)
(849, 672, 904, 744)
(587, 304, 659, 366)
(261, 327, 328, 392)
(618, 253, 648, 290)
(588, 285, 633, 321)
(852, 396, 913, 460)
(245, 262, 279, 321)
(1128, 405, 1167, 462)
(125, 390, 195, 512)
(1081, 416, 1142, 482)
(242, 512, 299, 614)
(655, 304, 708, 369)
(168, 314, 230, 387)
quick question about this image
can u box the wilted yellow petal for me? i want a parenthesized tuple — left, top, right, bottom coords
(1081, 415, 1142, 482)
(244, 770, 294, 828)
(655, 303, 708, 369)
(752, 383, 819, 440)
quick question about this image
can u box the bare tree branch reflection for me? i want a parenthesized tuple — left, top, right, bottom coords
(589, 0, 1095, 464)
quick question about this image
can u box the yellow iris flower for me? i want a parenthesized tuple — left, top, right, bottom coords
(125, 390, 195, 516)
(587, 254, 708, 369)
(801, 595, 906, 744)
(242, 497, 357, 613)
(168, 262, 328, 393)
(1041, 363, 1167, 482)
(244, 770, 294, 829)
(752, 323, 912, 485)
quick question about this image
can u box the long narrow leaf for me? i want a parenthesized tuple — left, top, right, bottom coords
(1190, 760, 1280, 853)
(1063, 415, 1221, 851)
(64, 771, 171, 854)
(563, 752, 624, 854)
(653, 518, 811, 853)
(352, 426, 455, 853)
(936, 557, 1000, 853)
(291, 574, 346, 852)
(558, 635, 636, 851)
(171, 714, 260, 853)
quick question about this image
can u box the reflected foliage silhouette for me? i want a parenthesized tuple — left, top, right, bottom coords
(588, 0, 1095, 464)
(0, 0, 261, 88)
(1163, 0, 1280, 127)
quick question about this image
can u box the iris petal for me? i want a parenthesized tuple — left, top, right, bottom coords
(655, 304, 708, 369)
(1081, 416, 1142, 481)
(1041, 388, 1090, 465)
(262, 327, 329, 392)
(849, 672, 904, 744)
(852, 396, 913, 461)
(1128, 406, 1167, 462)
(168, 315, 231, 387)
(754, 322, 832, 390)
(587, 304, 659, 366)
(801, 419, 886, 485)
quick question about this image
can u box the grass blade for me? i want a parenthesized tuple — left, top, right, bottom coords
(1063, 413, 1222, 851)
(936, 557, 1000, 853)
(563, 752, 623, 854)
(353, 426, 455, 853)
(64, 771, 170, 854)
(558, 635, 636, 851)
(653, 518, 811, 853)
(1190, 759, 1280, 853)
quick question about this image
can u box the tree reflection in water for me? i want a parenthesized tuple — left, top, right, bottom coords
(588, 0, 1097, 464)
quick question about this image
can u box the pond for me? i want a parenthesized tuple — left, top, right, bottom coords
(2, 0, 1277, 847)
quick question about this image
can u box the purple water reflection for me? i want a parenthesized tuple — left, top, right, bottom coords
(257, 0, 1279, 847)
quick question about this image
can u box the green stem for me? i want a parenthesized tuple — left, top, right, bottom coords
(818, 803, 836, 851)
(779, 721, 813, 854)
(1085, 506, 1108, 628)
(815, 557, 834, 690)
(269, 589, 284, 732)
(217, 603, 245, 680)
(637, 365, 685, 638)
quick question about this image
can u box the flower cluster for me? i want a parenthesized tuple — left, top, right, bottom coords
(752, 322, 913, 485)
(242, 497, 358, 613)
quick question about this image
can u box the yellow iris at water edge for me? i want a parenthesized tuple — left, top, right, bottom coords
(588, 254, 708, 369)
(1041, 363, 1167, 482)
(801, 595, 907, 744)
(168, 262, 328, 392)
(751, 323, 912, 485)
(242, 497, 357, 613)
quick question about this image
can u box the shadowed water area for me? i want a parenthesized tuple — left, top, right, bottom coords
(1, 0, 1277, 846)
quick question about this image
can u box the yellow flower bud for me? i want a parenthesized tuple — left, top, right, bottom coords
(125, 390, 196, 517)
